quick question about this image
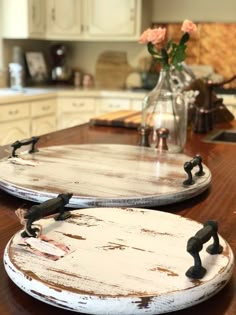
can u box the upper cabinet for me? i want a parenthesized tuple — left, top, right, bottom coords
(2, 0, 151, 40)
(84, 0, 151, 40)
(46, 0, 83, 39)
(2, 0, 46, 39)
(29, 0, 46, 37)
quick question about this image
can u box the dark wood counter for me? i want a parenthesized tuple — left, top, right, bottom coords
(0, 122, 235, 315)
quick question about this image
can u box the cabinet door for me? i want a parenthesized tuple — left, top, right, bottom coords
(0, 119, 30, 146)
(57, 97, 96, 130)
(131, 99, 143, 111)
(29, 0, 46, 37)
(31, 115, 57, 136)
(46, 0, 83, 38)
(86, 0, 138, 38)
(58, 113, 93, 130)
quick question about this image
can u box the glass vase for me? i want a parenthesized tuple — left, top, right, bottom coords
(140, 69, 188, 153)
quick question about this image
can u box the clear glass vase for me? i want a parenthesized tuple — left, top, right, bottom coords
(140, 69, 188, 153)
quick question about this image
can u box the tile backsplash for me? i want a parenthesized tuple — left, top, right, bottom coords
(154, 22, 236, 88)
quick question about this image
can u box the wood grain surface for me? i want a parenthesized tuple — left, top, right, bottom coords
(4, 207, 234, 314)
(90, 110, 141, 128)
(0, 144, 211, 207)
(0, 121, 235, 315)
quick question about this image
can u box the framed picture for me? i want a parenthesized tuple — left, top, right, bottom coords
(25, 52, 48, 82)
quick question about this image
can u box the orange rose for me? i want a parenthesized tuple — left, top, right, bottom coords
(181, 19, 197, 34)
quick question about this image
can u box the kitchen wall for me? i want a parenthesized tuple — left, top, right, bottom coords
(151, 0, 236, 22)
(66, 41, 147, 74)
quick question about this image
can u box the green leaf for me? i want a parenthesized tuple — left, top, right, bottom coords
(147, 42, 157, 55)
(161, 48, 169, 66)
(165, 39, 173, 51)
(171, 44, 187, 66)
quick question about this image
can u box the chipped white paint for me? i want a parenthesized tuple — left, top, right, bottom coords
(24, 238, 67, 257)
(0, 144, 211, 207)
(4, 207, 234, 314)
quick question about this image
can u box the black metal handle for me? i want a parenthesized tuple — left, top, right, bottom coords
(185, 220, 223, 279)
(11, 136, 40, 157)
(183, 154, 205, 185)
(21, 193, 73, 238)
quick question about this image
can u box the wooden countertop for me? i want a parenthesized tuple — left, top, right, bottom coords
(0, 122, 236, 315)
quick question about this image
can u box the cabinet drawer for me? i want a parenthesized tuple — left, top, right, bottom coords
(131, 99, 143, 111)
(58, 112, 93, 130)
(58, 98, 96, 112)
(31, 99, 57, 117)
(99, 98, 130, 113)
(0, 103, 30, 122)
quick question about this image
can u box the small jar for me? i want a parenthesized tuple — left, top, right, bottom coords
(82, 74, 94, 88)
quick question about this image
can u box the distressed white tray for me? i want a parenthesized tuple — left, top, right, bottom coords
(0, 144, 211, 207)
(4, 207, 233, 314)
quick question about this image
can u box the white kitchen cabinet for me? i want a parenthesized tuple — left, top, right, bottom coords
(0, 119, 31, 146)
(2, 0, 150, 40)
(31, 98, 57, 136)
(46, 0, 150, 40)
(130, 99, 143, 111)
(2, 0, 46, 39)
(0, 102, 31, 145)
(0, 96, 57, 144)
(57, 97, 96, 129)
(46, 0, 83, 39)
(85, 0, 150, 40)
(31, 115, 57, 136)
(96, 98, 131, 114)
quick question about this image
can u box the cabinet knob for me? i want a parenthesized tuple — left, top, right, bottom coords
(73, 103, 84, 107)
(51, 8, 55, 21)
(42, 105, 50, 111)
(130, 8, 134, 21)
(9, 109, 19, 116)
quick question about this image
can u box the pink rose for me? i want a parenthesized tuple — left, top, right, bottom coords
(139, 27, 166, 45)
(139, 28, 152, 44)
(181, 20, 197, 34)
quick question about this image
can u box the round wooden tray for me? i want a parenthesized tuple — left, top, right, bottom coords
(0, 144, 211, 207)
(4, 207, 233, 315)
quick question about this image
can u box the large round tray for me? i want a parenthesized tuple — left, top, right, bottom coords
(4, 207, 233, 314)
(0, 144, 211, 207)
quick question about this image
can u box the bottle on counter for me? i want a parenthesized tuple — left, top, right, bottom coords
(74, 71, 82, 88)
(9, 63, 24, 91)
(9, 46, 26, 90)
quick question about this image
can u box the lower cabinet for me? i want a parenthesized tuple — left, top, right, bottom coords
(31, 98, 57, 136)
(0, 102, 31, 145)
(0, 119, 31, 146)
(0, 91, 145, 146)
(31, 115, 57, 136)
(96, 98, 131, 115)
(57, 97, 96, 129)
(0, 97, 57, 145)
(130, 99, 143, 111)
